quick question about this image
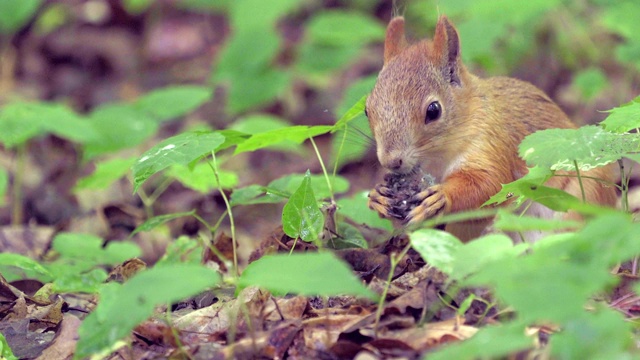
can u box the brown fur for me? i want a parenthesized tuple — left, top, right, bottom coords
(366, 16, 617, 242)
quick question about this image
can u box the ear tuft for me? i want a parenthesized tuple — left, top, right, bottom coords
(384, 17, 407, 64)
(433, 15, 462, 86)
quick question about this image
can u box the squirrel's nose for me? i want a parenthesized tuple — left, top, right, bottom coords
(385, 158, 403, 171)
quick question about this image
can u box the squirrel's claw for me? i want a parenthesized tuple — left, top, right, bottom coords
(404, 185, 447, 226)
(368, 186, 394, 219)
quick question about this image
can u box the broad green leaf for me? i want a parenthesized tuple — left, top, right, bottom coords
(230, 114, 304, 154)
(74, 157, 137, 191)
(295, 42, 362, 76)
(0, 0, 43, 33)
(519, 126, 638, 171)
(230, 0, 301, 30)
(337, 191, 393, 232)
(0, 168, 7, 206)
(215, 129, 251, 151)
(493, 210, 581, 232)
(122, 0, 153, 14)
(238, 252, 376, 299)
(451, 234, 524, 282)
(234, 125, 333, 154)
(229, 69, 292, 114)
(0, 253, 52, 279)
(132, 131, 225, 192)
(53, 268, 108, 294)
(282, 171, 323, 241)
(410, 229, 462, 275)
(0, 332, 18, 360)
(306, 11, 384, 46)
(230, 185, 281, 206)
(0, 102, 98, 147)
(75, 264, 221, 359)
(268, 173, 349, 199)
(52, 233, 141, 265)
(167, 163, 238, 193)
(601, 95, 640, 133)
(131, 211, 196, 237)
(550, 310, 632, 359)
(484, 166, 553, 206)
(429, 321, 532, 360)
(84, 104, 158, 159)
(155, 236, 202, 266)
(572, 68, 608, 101)
(133, 85, 212, 122)
(330, 222, 368, 249)
(334, 94, 368, 130)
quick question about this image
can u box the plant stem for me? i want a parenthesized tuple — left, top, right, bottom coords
(618, 159, 629, 213)
(374, 243, 412, 337)
(309, 136, 335, 203)
(11, 143, 25, 225)
(332, 125, 349, 178)
(573, 160, 586, 202)
(209, 151, 238, 278)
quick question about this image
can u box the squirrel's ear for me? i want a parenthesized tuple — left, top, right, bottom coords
(433, 15, 461, 86)
(384, 17, 407, 64)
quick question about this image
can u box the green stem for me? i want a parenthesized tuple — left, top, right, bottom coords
(208, 151, 238, 278)
(374, 243, 412, 337)
(573, 160, 586, 202)
(309, 136, 335, 203)
(332, 125, 349, 178)
(11, 143, 26, 225)
(618, 159, 629, 213)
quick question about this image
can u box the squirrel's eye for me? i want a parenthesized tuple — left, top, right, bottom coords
(425, 101, 442, 123)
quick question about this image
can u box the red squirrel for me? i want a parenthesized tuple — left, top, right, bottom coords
(366, 16, 616, 242)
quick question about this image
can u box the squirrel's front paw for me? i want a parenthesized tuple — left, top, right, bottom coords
(368, 184, 400, 220)
(404, 185, 448, 226)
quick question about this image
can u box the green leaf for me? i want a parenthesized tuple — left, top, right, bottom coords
(84, 104, 158, 159)
(429, 321, 533, 360)
(410, 229, 462, 275)
(234, 125, 333, 154)
(330, 222, 368, 249)
(0, 0, 43, 34)
(53, 268, 108, 294)
(282, 171, 324, 241)
(0, 102, 98, 148)
(155, 236, 202, 266)
(230, 0, 301, 30)
(306, 11, 384, 46)
(0, 253, 52, 279)
(601, 95, 640, 133)
(75, 264, 221, 359)
(167, 163, 238, 193)
(451, 234, 525, 282)
(572, 68, 608, 101)
(74, 157, 137, 191)
(334, 94, 368, 130)
(237, 252, 376, 299)
(122, 0, 154, 14)
(550, 310, 632, 359)
(493, 210, 581, 232)
(133, 85, 212, 122)
(131, 211, 196, 237)
(52, 233, 141, 265)
(337, 191, 393, 231)
(230, 114, 304, 154)
(295, 42, 362, 76)
(0, 332, 18, 360)
(484, 166, 553, 207)
(230, 184, 278, 206)
(519, 126, 638, 171)
(132, 131, 225, 192)
(0, 168, 7, 206)
(269, 173, 349, 199)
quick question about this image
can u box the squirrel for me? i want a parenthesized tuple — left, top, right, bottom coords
(365, 15, 617, 242)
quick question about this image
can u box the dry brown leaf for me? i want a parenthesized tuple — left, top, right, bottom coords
(36, 313, 82, 360)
